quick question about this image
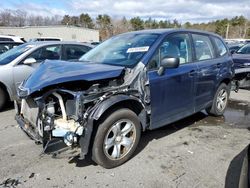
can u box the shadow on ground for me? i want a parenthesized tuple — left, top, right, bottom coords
(68, 153, 97, 167)
(135, 112, 207, 156)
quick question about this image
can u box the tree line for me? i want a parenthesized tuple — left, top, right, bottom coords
(0, 9, 249, 41)
(0, 9, 61, 27)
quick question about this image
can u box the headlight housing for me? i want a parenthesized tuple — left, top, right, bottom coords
(18, 82, 30, 98)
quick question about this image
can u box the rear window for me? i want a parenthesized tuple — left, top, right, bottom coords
(213, 37, 227, 57)
(192, 34, 215, 61)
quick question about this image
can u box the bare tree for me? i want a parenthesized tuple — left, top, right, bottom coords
(13, 9, 27, 26)
(0, 9, 12, 26)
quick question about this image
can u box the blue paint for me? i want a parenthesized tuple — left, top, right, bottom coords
(23, 60, 124, 95)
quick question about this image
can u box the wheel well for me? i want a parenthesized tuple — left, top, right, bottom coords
(0, 82, 10, 100)
(94, 99, 144, 126)
(220, 78, 231, 86)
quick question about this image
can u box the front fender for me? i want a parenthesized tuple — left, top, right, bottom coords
(90, 94, 144, 121)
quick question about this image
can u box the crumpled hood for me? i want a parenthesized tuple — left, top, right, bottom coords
(232, 54, 250, 68)
(21, 60, 125, 95)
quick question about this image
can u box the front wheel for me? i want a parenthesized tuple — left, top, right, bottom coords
(206, 83, 229, 116)
(92, 108, 141, 168)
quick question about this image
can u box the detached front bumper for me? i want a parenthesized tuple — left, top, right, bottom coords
(15, 114, 42, 143)
(14, 100, 41, 141)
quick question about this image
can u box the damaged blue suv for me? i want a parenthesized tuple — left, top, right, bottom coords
(15, 29, 234, 168)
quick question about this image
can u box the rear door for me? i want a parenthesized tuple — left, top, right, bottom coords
(148, 32, 198, 129)
(191, 33, 220, 111)
(13, 44, 62, 94)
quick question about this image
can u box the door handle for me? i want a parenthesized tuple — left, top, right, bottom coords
(189, 70, 197, 77)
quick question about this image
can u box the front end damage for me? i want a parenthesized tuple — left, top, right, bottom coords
(232, 55, 250, 90)
(233, 68, 250, 90)
(15, 62, 150, 159)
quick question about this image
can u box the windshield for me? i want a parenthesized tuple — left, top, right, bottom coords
(79, 33, 159, 67)
(0, 43, 33, 65)
(236, 44, 250, 54)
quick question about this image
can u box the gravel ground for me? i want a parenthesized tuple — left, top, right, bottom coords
(0, 89, 249, 188)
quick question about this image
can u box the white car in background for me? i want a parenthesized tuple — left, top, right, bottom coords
(0, 35, 26, 43)
(29, 37, 62, 42)
(0, 41, 94, 111)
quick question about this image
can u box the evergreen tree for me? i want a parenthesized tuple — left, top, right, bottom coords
(130, 17, 144, 30)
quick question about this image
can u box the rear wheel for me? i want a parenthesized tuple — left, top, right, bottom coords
(0, 87, 7, 111)
(92, 108, 141, 168)
(206, 83, 229, 116)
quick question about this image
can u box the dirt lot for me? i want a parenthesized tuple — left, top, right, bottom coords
(0, 90, 250, 188)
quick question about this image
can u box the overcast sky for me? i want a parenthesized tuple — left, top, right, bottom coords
(1, 0, 250, 23)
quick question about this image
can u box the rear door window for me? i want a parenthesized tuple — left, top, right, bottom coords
(213, 37, 227, 57)
(192, 34, 215, 61)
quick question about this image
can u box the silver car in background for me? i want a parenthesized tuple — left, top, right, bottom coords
(0, 41, 93, 110)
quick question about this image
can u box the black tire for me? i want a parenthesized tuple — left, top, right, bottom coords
(206, 83, 229, 116)
(92, 108, 141, 168)
(0, 87, 7, 111)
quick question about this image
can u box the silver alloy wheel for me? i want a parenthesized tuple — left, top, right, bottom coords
(216, 88, 228, 112)
(103, 119, 136, 160)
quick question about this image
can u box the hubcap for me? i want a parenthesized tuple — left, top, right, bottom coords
(216, 89, 228, 112)
(103, 119, 136, 160)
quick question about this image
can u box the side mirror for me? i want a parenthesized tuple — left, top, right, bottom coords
(23, 58, 36, 65)
(157, 57, 179, 76)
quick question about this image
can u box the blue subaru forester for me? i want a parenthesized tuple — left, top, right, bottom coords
(15, 29, 234, 168)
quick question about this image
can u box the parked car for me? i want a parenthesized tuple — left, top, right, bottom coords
(232, 44, 250, 89)
(15, 29, 234, 168)
(90, 41, 101, 46)
(228, 43, 244, 54)
(0, 41, 93, 110)
(0, 41, 23, 55)
(29, 37, 62, 42)
(0, 35, 26, 43)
